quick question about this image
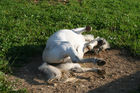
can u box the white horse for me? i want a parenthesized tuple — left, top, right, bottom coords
(39, 26, 110, 80)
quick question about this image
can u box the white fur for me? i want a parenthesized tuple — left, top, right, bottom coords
(39, 26, 110, 80)
(84, 34, 94, 41)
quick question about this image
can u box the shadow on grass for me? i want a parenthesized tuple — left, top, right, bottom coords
(88, 71, 140, 93)
(6, 44, 45, 67)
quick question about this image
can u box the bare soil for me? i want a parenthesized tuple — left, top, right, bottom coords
(7, 49, 140, 93)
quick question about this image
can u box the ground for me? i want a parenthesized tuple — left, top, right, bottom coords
(7, 49, 140, 93)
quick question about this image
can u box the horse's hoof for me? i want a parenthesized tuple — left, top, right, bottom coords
(86, 26, 92, 31)
(97, 69, 106, 75)
(98, 39, 105, 46)
(97, 60, 106, 66)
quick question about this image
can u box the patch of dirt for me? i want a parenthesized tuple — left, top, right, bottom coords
(7, 49, 140, 93)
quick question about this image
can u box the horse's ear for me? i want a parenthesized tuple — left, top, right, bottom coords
(86, 26, 92, 31)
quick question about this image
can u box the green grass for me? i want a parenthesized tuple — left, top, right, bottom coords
(0, 0, 140, 92)
(0, 71, 28, 93)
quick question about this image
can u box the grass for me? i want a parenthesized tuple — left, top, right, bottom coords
(0, 71, 28, 93)
(0, 0, 140, 92)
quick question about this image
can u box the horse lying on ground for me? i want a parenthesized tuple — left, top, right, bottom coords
(38, 26, 110, 81)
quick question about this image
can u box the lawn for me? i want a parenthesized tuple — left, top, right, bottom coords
(0, 0, 140, 92)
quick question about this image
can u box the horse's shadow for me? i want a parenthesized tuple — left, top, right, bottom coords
(12, 55, 49, 85)
(6, 44, 49, 85)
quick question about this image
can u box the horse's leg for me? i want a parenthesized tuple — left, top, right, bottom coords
(38, 63, 62, 80)
(66, 43, 106, 66)
(57, 62, 105, 75)
(72, 26, 92, 34)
